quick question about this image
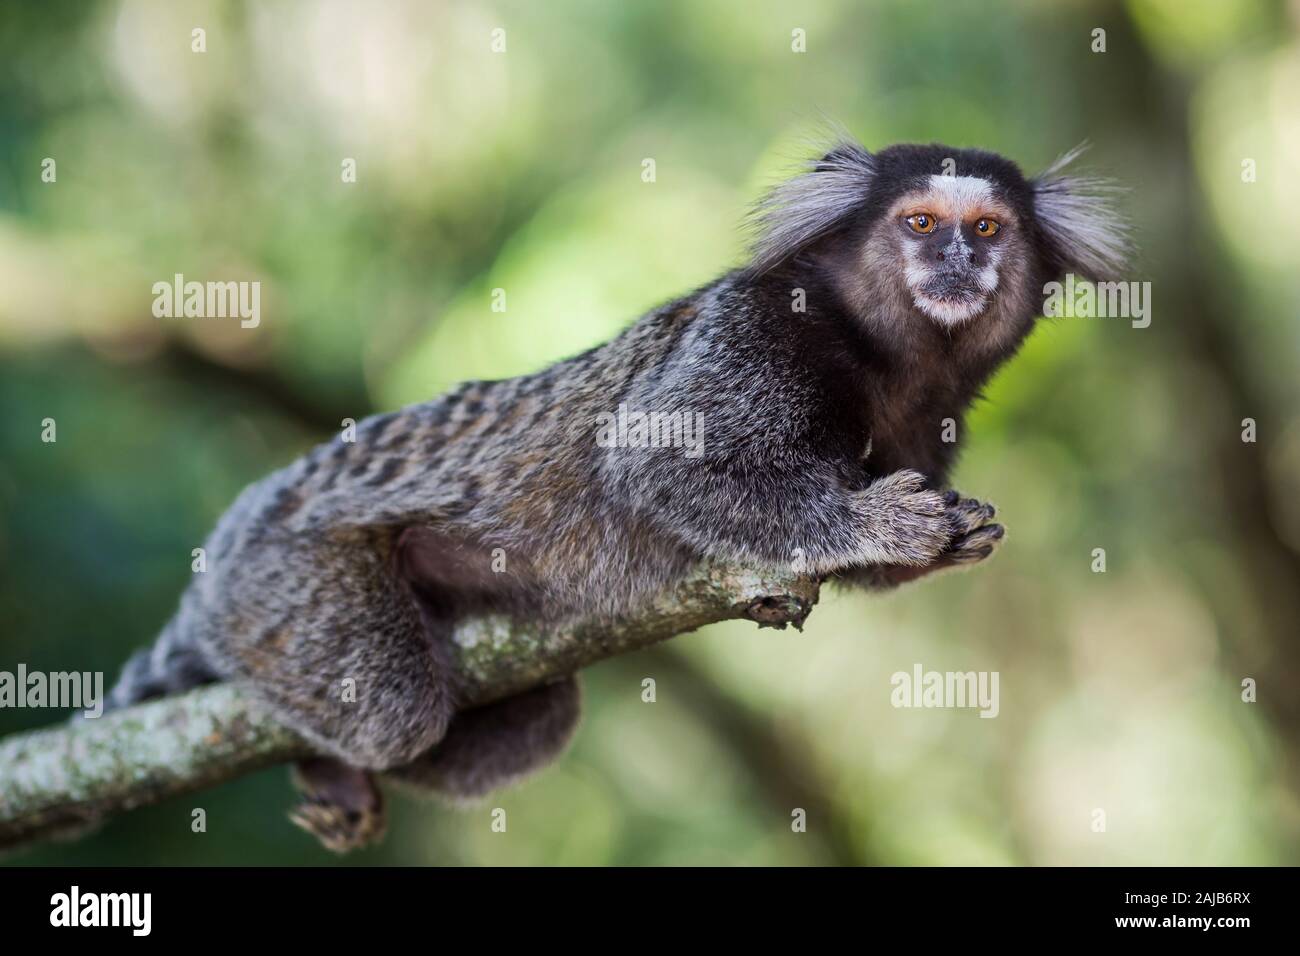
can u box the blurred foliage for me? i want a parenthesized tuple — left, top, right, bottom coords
(1, 0, 1298, 865)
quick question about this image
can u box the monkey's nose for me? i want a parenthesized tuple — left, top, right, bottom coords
(938, 249, 976, 265)
(937, 249, 978, 266)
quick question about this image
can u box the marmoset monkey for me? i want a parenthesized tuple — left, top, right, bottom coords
(104, 138, 1126, 850)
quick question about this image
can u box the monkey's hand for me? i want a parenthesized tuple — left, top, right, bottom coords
(940, 490, 1004, 564)
(852, 469, 956, 567)
(846, 488, 1003, 589)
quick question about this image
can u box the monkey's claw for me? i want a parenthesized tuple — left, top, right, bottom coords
(942, 493, 1004, 564)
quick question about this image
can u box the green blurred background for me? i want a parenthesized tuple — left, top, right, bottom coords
(2, 0, 1298, 865)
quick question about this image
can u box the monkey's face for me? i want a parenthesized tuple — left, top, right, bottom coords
(750, 139, 1129, 335)
(886, 176, 1022, 327)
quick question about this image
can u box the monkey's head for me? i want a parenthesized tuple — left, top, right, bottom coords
(749, 138, 1129, 335)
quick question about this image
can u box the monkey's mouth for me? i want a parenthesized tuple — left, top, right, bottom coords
(917, 271, 984, 301)
(911, 272, 992, 325)
(919, 287, 983, 305)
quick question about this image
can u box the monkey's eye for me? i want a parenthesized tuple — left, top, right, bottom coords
(906, 214, 937, 235)
(974, 218, 1000, 237)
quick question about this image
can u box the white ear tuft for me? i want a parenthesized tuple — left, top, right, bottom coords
(747, 138, 875, 275)
(1032, 143, 1131, 279)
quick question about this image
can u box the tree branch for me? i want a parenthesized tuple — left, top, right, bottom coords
(0, 564, 819, 853)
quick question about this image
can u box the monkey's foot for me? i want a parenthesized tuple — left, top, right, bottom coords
(289, 758, 387, 853)
(941, 490, 1004, 564)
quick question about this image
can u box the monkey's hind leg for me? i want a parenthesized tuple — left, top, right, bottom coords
(385, 676, 582, 801)
(289, 758, 387, 852)
(203, 533, 459, 771)
(288, 679, 579, 851)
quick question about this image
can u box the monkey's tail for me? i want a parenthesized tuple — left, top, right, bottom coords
(99, 613, 220, 716)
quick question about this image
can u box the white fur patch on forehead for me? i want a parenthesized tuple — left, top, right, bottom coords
(891, 175, 1012, 221)
(926, 175, 992, 212)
